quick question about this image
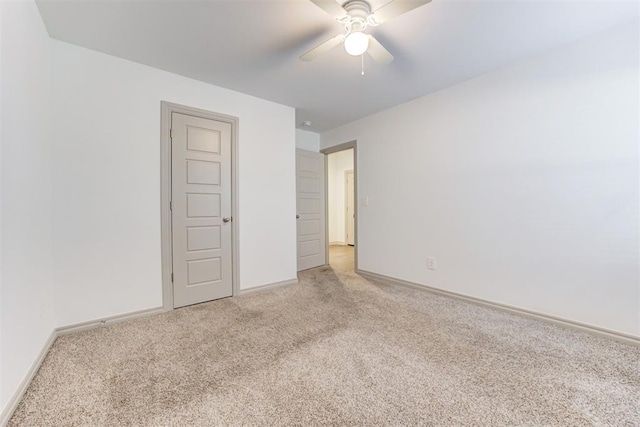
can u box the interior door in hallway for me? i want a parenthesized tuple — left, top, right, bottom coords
(172, 112, 232, 308)
(296, 149, 326, 271)
(346, 170, 355, 246)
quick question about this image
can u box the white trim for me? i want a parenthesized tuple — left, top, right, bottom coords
(0, 331, 57, 426)
(238, 278, 299, 295)
(5, 269, 635, 425)
(0, 306, 165, 425)
(56, 306, 165, 336)
(329, 241, 347, 246)
(0, 279, 298, 423)
(356, 269, 640, 346)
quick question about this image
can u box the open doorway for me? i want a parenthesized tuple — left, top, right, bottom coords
(322, 142, 357, 272)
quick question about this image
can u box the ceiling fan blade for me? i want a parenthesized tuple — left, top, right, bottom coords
(367, 35, 394, 65)
(371, 0, 432, 24)
(308, 0, 348, 19)
(300, 34, 345, 62)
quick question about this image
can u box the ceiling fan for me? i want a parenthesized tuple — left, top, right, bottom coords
(300, 0, 432, 65)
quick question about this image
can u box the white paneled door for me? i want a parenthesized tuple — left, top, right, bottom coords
(172, 112, 232, 308)
(296, 149, 326, 271)
(346, 170, 355, 246)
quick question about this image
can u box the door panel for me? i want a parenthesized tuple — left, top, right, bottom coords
(346, 170, 355, 246)
(296, 149, 326, 271)
(172, 112, 232, 308)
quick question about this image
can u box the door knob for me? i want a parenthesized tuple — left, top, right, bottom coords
(223, 217, 231, 223)
(296, 214, 300, 219)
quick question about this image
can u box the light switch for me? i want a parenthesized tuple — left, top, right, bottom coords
(362, 196, 369, 207)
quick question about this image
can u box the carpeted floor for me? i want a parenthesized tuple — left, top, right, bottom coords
(9, 264, 640, 425)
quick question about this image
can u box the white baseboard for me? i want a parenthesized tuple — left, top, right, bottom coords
(329, 241, 347, 246)
(1, 280, 304, 423)
(56, 306, 166, 336)
(6, 270, 635, 425)
(0, 305, 165, 425)
(357, 269, 640, 346)
(0, 330, 57, 427)
(0, 280, 307, 424)
(239, 278, 299, 295)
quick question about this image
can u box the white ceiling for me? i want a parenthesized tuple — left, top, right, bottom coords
(36, 0, 638, 132)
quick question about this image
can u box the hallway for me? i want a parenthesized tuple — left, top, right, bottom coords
(329, 244, 354, 272)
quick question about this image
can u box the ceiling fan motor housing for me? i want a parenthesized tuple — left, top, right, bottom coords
(342, 0, 371, 19)
(339, 0, 375, 32)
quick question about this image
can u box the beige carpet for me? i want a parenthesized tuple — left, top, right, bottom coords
(9, 266, 640, 425)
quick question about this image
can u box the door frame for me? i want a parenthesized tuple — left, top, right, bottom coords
(320, 141, 358, 270)
(160, 101, 240, 311)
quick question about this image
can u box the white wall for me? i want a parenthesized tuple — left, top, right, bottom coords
(295, 129, 320, 152)
(327, 149, 354, 244)
(0, 0, 55, 414)
(51, 41, 297, 327)
(322, 20, 640, 337)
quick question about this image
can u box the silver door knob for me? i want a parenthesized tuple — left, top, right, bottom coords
(223, 217, 231, 223)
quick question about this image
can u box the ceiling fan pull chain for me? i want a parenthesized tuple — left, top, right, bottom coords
(361, 54, 365, 76)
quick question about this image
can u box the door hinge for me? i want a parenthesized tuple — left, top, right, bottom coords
(169, 201, 172, 211)
(169, 128, 173, 140)
(171, 272, 174, 282)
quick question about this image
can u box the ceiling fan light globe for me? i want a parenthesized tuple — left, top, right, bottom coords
(344, 31, 369, 56)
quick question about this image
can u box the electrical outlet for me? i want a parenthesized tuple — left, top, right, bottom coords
(362, 196, 369, 207)
(427, 257, 437, 270)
